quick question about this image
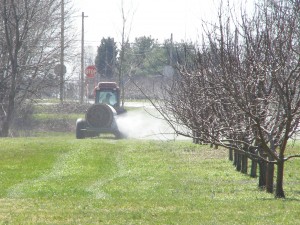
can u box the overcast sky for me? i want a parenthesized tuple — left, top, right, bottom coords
(68, 0, 254, 77)
(72, 0, 237, 46)
(71, 0, 256, 50)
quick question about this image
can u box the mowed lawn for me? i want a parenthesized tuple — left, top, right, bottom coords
(0, 134, 299, 224)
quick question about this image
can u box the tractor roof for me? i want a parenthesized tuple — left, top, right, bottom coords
(95, 82, 119, 90)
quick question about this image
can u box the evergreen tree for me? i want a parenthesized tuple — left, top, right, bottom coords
(95, 37, 117, 79)
(127, 36, 167, 76)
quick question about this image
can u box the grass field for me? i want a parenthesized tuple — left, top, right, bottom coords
(0, 134, 299, 224)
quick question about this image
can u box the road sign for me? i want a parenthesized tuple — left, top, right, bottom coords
(85, 65, 97, 78)
(54, 64, 66, 75)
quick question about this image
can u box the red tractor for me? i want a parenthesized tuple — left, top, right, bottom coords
(76, 82, 126, 139)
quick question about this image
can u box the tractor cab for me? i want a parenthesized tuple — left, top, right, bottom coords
(94, 82, 125, 114)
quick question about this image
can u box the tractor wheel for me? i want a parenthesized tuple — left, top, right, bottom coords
(76, 119, 86, 139)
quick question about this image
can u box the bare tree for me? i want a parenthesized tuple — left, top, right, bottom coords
(0, 0, 75, 137)
(159, 0, 300, 198)
(117, 0, 137, 106)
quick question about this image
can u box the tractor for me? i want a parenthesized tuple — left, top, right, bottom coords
(76, 82, 126, 139)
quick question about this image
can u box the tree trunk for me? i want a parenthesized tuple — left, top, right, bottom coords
(241, 154, 248, 174)
(1, 86, 16, 137)
(0, 67, 17, 137)
(233, 151, 237, 166)
(266, 161, 274, 193)
(229, 148, 233, 161)
(258, 160, 266, 189)
(250, 160, 257, 178)
(1, 120, 10, 137)
(236, 153, 241, 172)
(275, 160, 285, 198)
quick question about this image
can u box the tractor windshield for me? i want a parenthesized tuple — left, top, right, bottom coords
(96, 91, 117, 107)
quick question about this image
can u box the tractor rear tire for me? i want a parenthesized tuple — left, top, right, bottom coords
(76, 119, 86, 139)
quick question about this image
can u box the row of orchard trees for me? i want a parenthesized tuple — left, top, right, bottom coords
(161, 0, 300, 198)
(0, 0, 74, 137)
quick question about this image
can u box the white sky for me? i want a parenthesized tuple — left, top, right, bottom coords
(68, 0, 255, 78)
(72, 0, 232, 47)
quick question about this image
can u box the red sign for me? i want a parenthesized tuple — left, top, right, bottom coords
(85, 65, 97, 78)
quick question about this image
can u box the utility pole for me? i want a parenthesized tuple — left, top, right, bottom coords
(60, 0, 64, 102)
(170, 33, 173, 66)
(80, 12, 87, 104)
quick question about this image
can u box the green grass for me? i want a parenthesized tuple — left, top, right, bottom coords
(0, 134, 299, 224)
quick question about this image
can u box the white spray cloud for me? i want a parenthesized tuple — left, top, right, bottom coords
(116, 108, 183, 140)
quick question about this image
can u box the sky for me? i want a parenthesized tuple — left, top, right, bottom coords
(72, 0, 231, 47)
